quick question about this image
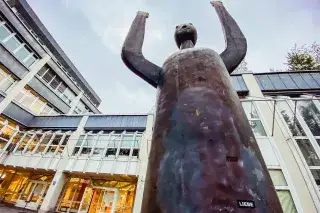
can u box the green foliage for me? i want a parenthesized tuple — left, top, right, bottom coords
(287, 52, 320, 71)
(270, 42, 320, 72)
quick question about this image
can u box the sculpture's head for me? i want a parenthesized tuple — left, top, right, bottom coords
(174, 23, 197, 48)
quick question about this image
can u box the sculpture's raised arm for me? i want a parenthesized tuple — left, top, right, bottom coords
(211, 1, 247, 74)
(121, 11, 163, 88)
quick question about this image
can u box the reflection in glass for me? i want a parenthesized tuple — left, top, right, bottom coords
(296, 139, 320, 166)
(276, 191, 297, 213)
(297, 101, 320, 136)
(241, 102, 259, 119)
(311, 170, 320, 186)
(249, 120, 267, 136)
(277, 101, 306, 136)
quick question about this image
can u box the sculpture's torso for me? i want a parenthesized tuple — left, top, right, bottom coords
(142, 48, 282, 213)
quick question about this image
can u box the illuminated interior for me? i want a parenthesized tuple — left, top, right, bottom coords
(57, 176, 136, 213)
(0, 167, 53, 204)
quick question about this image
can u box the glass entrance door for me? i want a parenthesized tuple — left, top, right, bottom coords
(78, 187, 118, 213)
(15, 180, 47, 210)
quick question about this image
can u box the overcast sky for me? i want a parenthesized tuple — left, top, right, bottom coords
(25, 0, 320, 114)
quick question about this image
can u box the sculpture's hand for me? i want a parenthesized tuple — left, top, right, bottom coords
(212, 0, 247, 74)
(121, 11, 163, 88)
(210, 1, 223, 7)
(137, 11, 149, 18)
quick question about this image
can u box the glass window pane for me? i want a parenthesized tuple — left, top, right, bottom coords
(237, 76, 248, 90)
(311, 170, 320, 186)
(122, 135, 134, 148)
(3, 37, 20, 51)
(279, 74, 298, 89)
(310, 73, 320, 86)
(289, 74, 310, 89)
(300, 73, 320, 88)
(0, 26, 11, 41)
(40, 105, 51, 115)
(241, 102, 259, 119)
(297, 101, 320, 136)
(276, 191, 297, 213)
(249, 120, 267, 136)
(230, 76, 241, 91)
(296, 139, 320, 166)
(21, 94, 35, 108)
(42, 70, 55, 83)
(24, 56, 36, 68)
(269, 170, 287, 186)
(57, 83, 67, 94)
(277, 101, 306, 136)
(31, 99, 45, 114)
(0, 78, 13, 92)
(50, 77, 60, 90)
(15, 46, 30, 62)
(256, 75, 275, 90)
(267, 75, 287, 90)
(37, 66, 48, 77)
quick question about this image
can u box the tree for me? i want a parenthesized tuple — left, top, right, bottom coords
(271, 42, 320, 72)
(232, 59, 252, 74)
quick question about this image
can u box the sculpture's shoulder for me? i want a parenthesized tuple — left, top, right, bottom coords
(163, 47, 220, 66)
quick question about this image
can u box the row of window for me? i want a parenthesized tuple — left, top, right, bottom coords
(0, 18, 38, 68)
(72, 131, 143, 158)
(38, 65, 76, 105)
(256, 73, 320, 91)
(0, 117, 70, 155)
(37, 66, 92, 114)
(14, 86, 60, 115)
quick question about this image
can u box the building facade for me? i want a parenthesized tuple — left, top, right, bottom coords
(1, 0, 320, 213)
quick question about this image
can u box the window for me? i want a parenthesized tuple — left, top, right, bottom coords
(277, 191, 298, 213)
(46, 134, 63, 154)
(277, 101, 306, 136)
(230, 76, 241, 91)
(297, 101, 320, 136)
(35, 134, 53, 153)
(3, 36, 20, 52)
(241, 101, 267, 136)
(279, 74, 298, 89)
(14, 87, 59, 115)
(14, 46, 30, 62)
(0, 25, 11, 41)
(80, 135, 96, 155)
(0, 65, 15, 92)
(25, 133, 42, 154)
(49, 76, 61, 90)
(299, 73, 320, 88)
(296, 139, 320, 166)
(267, 75, 287, 90)
(289, 74, 310, 89)
(42, 69, 55, 83)
(24, 55, 36, 67)
(256, 75, 275, 90)
(73, 135, 84, 155)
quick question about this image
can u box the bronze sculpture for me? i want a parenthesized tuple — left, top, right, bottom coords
(121, 1, 283, 212)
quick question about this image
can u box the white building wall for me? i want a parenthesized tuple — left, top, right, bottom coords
(243, 73, 319, 213)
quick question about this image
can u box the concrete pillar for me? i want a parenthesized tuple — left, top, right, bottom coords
(39, 115, 88, 212)
(0, 54, 50, 114)
(132, 114, 154, 213)
(68, 91, 84, 114)
(39, 172, 66, 213)
(242, 73, 319, 213)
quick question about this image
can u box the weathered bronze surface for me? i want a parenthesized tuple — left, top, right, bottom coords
(121, 1, 283, 213)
